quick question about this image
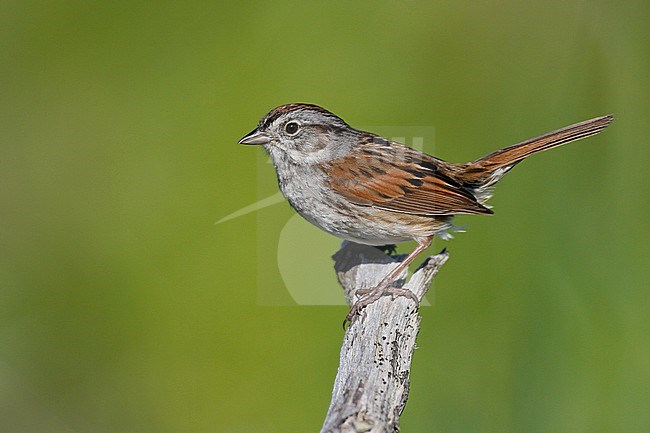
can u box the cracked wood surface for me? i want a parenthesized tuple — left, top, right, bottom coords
(321, 242, 448, 433)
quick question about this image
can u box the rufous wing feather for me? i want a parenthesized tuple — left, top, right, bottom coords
(325, 137, 492, 216)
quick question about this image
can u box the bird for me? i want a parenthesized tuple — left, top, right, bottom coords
(238, 103, 613, 321)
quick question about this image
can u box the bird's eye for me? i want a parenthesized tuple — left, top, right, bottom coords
(284, 121, 300, 135)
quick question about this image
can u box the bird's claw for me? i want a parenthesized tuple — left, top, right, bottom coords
(343, 286, 419, 329)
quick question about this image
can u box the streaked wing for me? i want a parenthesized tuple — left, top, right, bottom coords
(324, 135, 492, 216)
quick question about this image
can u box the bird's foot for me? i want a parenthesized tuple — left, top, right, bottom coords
(343, 285, 419, 328)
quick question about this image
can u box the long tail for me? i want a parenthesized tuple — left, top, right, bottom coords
(459, 114, 614, 202)
(463, 115, 613, 183)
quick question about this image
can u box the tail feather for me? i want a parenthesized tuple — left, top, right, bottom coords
(475, 115, 612, 171)
(459, 114, 614, 203)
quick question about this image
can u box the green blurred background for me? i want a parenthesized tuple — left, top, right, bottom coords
(1, 1, 648, 431)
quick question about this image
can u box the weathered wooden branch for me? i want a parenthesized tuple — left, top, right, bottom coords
(321, 241, 449, 433)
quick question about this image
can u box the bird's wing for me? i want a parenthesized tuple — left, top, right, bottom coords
(324, 136, 492, 216)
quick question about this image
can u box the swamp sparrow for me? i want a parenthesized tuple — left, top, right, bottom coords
(238, 104, 613, 321)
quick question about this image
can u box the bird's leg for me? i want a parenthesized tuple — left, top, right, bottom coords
(346, 236, 433, 323)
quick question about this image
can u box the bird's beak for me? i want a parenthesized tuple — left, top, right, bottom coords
(238, 128, 272, 145)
